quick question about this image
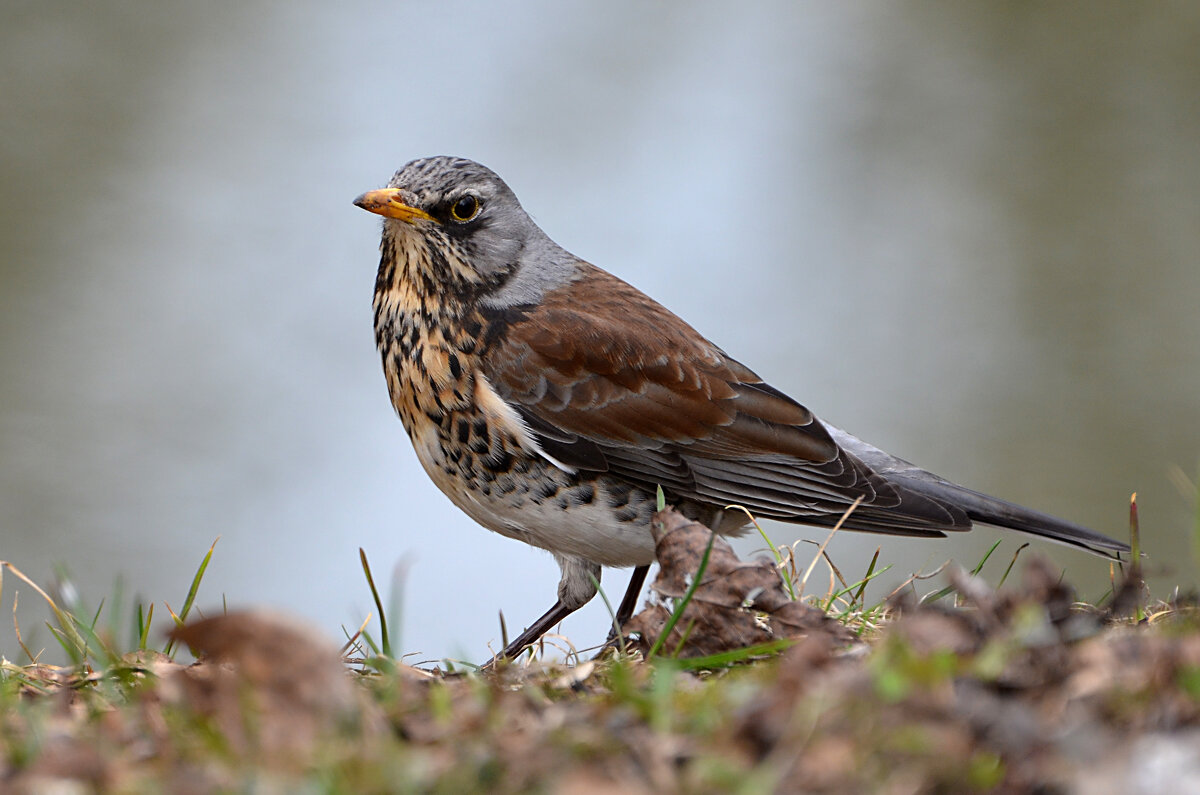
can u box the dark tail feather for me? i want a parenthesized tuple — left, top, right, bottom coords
(901, 479, 1130, 559)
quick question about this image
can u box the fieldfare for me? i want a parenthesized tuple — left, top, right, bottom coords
(354, 156, 1128, 661)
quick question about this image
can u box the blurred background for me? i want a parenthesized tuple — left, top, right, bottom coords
(2, 2, 1197, 664)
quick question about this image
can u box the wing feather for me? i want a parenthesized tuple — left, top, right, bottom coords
(481, 263, 971, 534)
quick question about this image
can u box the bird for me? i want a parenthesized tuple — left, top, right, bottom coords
(354, 156, 1129, 662)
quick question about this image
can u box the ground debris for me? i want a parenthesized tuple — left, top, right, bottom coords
(161, 610, 384, 758)
(4, 549, 1200, 792)
(721, 554, 1200, 793)
(624, 508, 855, 658)
(3, 610, 387, 792)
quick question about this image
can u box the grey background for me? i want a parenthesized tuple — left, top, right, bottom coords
(2, 2, 1197, 663)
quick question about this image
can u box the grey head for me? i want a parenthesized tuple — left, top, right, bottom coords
(357, 156, 579, 307)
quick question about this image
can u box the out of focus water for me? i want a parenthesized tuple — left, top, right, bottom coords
(2, 2, 1197, 663)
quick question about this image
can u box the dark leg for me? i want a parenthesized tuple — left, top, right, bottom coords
(604, 564, 651, 644)
(484, 599, 579, 667)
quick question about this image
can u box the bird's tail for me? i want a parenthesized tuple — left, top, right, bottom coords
(824, 424, 1130, 558)
(900, 477, 1130, 558)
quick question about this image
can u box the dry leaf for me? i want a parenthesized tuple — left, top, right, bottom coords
(161, 610, 381, 760)
(624, 508, 853, 658)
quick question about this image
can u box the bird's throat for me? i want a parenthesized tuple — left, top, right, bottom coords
(373, 238, 488, 439)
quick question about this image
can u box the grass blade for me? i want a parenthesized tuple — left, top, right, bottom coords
(359, 548, 391, 658)
(163, 538, 219, 656)
(1130, 492, 1144, 623)
(2, 560, 88, 664)
(137, 602, 154, 650)
(589, 573, 626, 655)
(670, 638, 794, 671)
(799, 497, 862, 596)
(647, 528, 717, 659)
(729, 503, 796, 600)
(996, 543, 1029, 589)
(851, 548, 881, 609)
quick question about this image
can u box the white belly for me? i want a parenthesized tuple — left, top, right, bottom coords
(409, 421, 658, 568)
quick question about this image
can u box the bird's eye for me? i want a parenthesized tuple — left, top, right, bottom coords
(450, 194, 481, 222)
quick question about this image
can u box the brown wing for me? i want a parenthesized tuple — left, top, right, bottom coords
(482, 263, 969, 535)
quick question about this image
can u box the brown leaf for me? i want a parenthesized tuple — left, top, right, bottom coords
(887, 608, 983, 658)
(624, 508, 853, 658)
(160, 610, 382, 760)
(734, 633, 844, 755)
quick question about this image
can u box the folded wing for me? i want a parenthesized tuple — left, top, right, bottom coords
(482, 263, 972, 538)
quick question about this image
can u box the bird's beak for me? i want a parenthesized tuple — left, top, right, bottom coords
(353, 188, 436, 223)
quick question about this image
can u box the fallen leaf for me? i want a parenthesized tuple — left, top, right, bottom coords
(624, 508, 853, 658)
(160, 610, 382, 761)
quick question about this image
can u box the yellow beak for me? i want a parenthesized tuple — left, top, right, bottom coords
(353, 188, 436, 223)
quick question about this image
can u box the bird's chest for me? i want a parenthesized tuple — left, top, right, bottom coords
(371, 280, 661, 566)
(377, 314, 485, 491)
(374, 286, 479, 430)
(375, 299, 521, 483)
(385, 330, 471, 436)
(375, 313, 531, 531)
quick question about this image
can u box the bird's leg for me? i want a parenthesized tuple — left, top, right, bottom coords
(483, 555, 600, 667)
(487, 599, 580, 665)
(604, 564, 650, 645)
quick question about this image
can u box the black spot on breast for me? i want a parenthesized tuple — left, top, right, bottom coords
(571, 484, 596, 505)
(448, 354, 462, 379)
(469, 419, 491, 453)
(607, 481, 635, 509)
(615, 507, 640, 523)
(456, 419, 470, 444)
(489, 449, 514, 473)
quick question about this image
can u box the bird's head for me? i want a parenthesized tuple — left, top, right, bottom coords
(355, 157, 569, 304)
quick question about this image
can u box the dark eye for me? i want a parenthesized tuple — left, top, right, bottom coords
(450, 194, 481, 222)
